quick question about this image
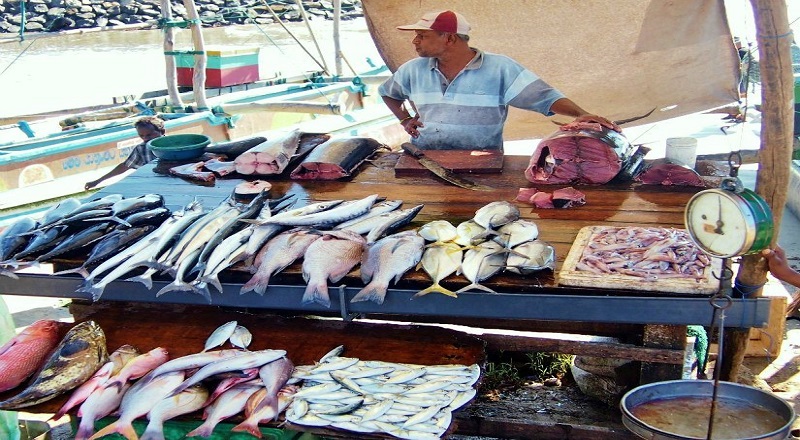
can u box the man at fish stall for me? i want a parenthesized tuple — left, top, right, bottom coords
(84, 116, 166, 190)
(379, 10, 620, 150)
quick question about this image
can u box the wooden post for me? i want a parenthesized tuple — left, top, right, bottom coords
(720, 0, 794, 381)
(334, 0, 342, 77)
(161, 0, 184, 109)
(183, 0, 208, 110)
(294, 0, 329, 74)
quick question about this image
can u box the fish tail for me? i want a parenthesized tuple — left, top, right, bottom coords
(241, 274, 269, 295)
(350, 282, 388, 304)
(126, 273, 153, 290)
(230, 421, 262, 438)
(413, 283, 458, 299)
(185, 420, 215, 438)
(0, 268, 18, 280)
(455, 283, 496, 294)
(88, 420, 138, 440)
(155, 281, 192, 297)
(192, 281, 212, 303)
(139, 424, 164, 440)
(74, 420, 96, 440)
(76, 283, 105, 302)
(52, 266, 90, 279)
(301, 283, 330, 307)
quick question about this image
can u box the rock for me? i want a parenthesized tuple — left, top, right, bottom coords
(570, 363, 628, 407)
(573, 356, 632, 377)
(63, 0, 81, 7)
(543, 377, 561, 387)
(24, 21, 45, 30)
(33, 4, 50, 13)
(79, 5, 92, 12)
(47, 7, 66, 17)
(74, 12, 95, 19)
(74, 17, 94, 27)
(28, 15, 47, 23)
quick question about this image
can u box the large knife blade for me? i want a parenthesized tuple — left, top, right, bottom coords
(400, 143, 495, 191)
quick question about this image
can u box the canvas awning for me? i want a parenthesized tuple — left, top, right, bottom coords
(362, 0, 741, 140)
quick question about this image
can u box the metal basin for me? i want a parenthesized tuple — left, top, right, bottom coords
(620, 380, 795, 440)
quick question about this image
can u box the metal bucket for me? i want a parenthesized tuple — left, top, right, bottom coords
(620, 380, 794, 440)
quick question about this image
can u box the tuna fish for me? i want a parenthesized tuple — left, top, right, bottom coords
(0, 320, 67, 393)
(234, 129, 302, 175)
(0, 216, 36, 262)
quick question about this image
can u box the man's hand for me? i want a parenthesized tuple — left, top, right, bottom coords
(84, 181, 97, 191)
(401, 116, 423, 138)
(573, 114, 621, 132)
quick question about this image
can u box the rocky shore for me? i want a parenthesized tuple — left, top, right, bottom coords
(0, 0, 363, 34)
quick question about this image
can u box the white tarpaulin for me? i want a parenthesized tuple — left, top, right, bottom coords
(362, 0, 741, 140)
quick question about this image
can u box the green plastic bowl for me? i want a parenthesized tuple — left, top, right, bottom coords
(147, 134, 211, 161)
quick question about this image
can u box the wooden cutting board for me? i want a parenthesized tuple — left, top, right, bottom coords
(394, 150, 504, 177)
(558, 226, 722, 295)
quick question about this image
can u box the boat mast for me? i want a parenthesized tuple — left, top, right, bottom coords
(161, 0, 184, 109)
(183, 0, 208, 110)
(334, 0, 342, 77)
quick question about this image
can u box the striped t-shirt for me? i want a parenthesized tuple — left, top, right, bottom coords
(379, 49, 565, 150)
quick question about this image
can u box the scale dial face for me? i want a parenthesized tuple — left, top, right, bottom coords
(685, 189, 754, 258)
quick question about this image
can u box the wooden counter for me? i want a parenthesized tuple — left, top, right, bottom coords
(0, 152, 772, 386)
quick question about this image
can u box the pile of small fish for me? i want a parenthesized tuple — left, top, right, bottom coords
(0, 193, 171, 279)
(0, 320, 108, 410)
(413, 201, 556, 298)
(285, 346, 479, 440)
(53, 320, 297, 440)
(575, 226, 712, 280)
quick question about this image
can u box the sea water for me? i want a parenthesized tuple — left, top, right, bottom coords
(0, 19, 381, 119)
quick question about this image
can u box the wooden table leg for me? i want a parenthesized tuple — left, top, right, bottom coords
(640, 324, 686, 384)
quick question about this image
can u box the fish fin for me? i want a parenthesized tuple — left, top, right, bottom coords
(88, 420, 137, 440)
(52, 266, 90, 279)
(185, 421, 214, 438)
(87, 216, 132, 228)
(302, 283, 330, 307)
(240, 274, 269, 296)
(155, 282, 192, 297)
(455, 283, 497, 294)
(413, 284, 458, 299)
(76, 283, 105, 302)
(126, 272, 154, 290)
(192, 281, 212, 303)
(0, 268, 18, 280)
(230, 421, 262, 438)
(350, 283, 388, 304)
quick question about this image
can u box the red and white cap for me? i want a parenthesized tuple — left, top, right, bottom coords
(397, 10, 471, 35)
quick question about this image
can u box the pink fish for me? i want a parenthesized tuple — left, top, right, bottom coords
(204, 367, 259, 407)
(230, 358, 295, 437)
(0, 320, 66, 392)
(185, 381, 262, 438)
(104, 347, 169, 389)
(301, 230, 365, 307)
(74, 381, 131, 440)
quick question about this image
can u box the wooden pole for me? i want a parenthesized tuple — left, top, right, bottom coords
(183, 0, 208, 110)
(719, 0, 794, 381)
(294, 0, 329, 74)
(334, 0, 342, 77)
(161, 0, 184, 109)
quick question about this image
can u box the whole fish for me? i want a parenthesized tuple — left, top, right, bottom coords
(259, 199, 343, 226)
(88, 193, 165, 227)
(120, 206, 171, 227)
(205, 367, 259, 407)
(0, 320, 66, 393)
(62, 194, 124, 218)
(52, 344, 139, 420)
(155, 248, 207, 301)
(415, 241, 462, 299)
(251, 357, 294, 421)
(453, 220, 487, 247)
(352, 230, 425, 304)
(494, 219, 540, 248)
(168, 349, 287, 397)
(334, 199, 403, 233)
(230, 325, 253, 350)
(364, 204, 424, 243)
(505, 240, 556, 274)
(0, 216, 36, 262)
(418, 220, 458, 244)
(185, 381, 263, 438)
(142, 349, 245, 381)
(197, 228, 253, 293)
(0, 320, 108, 409)
(12, 224, 70, 261)
(232, 384, 297, 437)
(35, 208, 113, 231)
(35, 222, 116, 263)
(88, 370, 185, 440)
(472, 201, 520, 240)
(140, 384, 208, 440)
(234, 129, 302, 175)
(302, 229, 366, 307)
(241, 228, 321, 295)
(104, 346, 170, 389)
(53, 224, 156, 279)
(266, 194, 379, 227)
(31, 198, 82, 231)
(74, 380, 131, 440)
(203, 321, 238, 352)
(456, 240, 507, 294)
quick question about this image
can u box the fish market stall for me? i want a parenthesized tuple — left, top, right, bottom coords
(0, 147, 775, 439)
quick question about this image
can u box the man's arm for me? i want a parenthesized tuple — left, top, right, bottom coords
(85, 163, 132, 190)
(550, 98, 621, 132)
(382, 96, 423, 138)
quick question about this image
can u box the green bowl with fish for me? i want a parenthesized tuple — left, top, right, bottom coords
(147, 134, 211, 161)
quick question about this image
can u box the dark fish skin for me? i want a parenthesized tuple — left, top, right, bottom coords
(35, 222, 116, 263)
(204, 136, 267, 159)
(62, 194, 124, 218)
(0, 320, 108, 410)
(0, 216, 36, 261)
(120, 206, 171, 228)
(12, 225, 70, 261)
(87, 194, 165, 227)
(52, 225, 156, 279)
(34, 198, 82, 230)
(289, 137, 382, 180)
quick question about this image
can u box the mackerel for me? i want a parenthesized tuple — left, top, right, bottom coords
(168, 349, 287, 396)
(364, 204, 424, 243)
(0, 216, 36, 262)
(267, 194, 379, 227)
(334, 199, 403, 233)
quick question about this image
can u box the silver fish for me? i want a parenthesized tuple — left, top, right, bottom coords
(505, 239, 556, 274)
(144, 349, 245, 380)
(414, 241, 462, 299)
(186, 382, 263, 438)
(494, 219, 540, 248)
(453, 220, 487, 247)
(364, 204, 424, 243)
(302, 229, 366, 307)
(334, 199, 403, 233)
(229, 325, 253, 350)
(418, 220, 458, 243)
(203, 321, 238, 352)
(352, 230, 424, 304)
(261, 199, 344, 225)
(473, 201, 520, 230)
(168, 349, 287, 396)
(456, 240, 507, 294)
(267, 194, 379, 227)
